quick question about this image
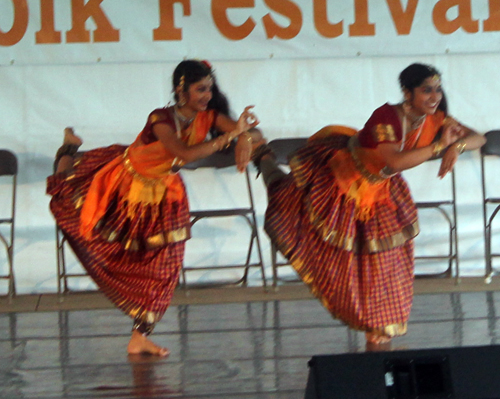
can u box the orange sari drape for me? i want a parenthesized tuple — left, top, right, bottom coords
(310, 112, 445, 221)
(79, 110, 216, 240)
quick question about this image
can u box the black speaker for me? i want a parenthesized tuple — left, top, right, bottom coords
(305, 345, 500, 399)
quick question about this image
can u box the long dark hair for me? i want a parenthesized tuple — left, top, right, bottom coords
(172, 59, 230, 116)
(398, 63, 448, 115)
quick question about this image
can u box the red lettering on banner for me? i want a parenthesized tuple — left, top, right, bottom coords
(36, 0, 61, 44)
(0, 0, 28, 46)
(386, 0, 418, 35)
(433, 0, 479, 34)
(349, 0, 375, 36)
(211, 0, 256, 40)
(262, 0, 302, 39)
(484, 0, 500, 31)
(314, 0, 343, 38)
(66, 0, 120, 43)
(154, 0, 191, 41)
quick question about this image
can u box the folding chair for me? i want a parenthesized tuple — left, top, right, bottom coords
(481, 130, 500, 283)
(54, 152, 95, 294)
(56, 226, 94, 294)
(181, 149, 267, 289)
(56, 225, 68, 294)
(411, 164, 459, 283)
(267, 138, 308, 287)
(0, 149, 17, 297)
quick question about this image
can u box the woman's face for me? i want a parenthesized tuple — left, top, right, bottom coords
(184, 76, 213, 112)
(408, 75, 443, 116)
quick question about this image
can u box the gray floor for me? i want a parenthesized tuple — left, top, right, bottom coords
(2, 288, 500, 398)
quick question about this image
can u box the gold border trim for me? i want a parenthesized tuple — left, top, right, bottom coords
(97, 225, 190, 250)
(269, 232, 410, 338)
(122, 148, 163, 186)
(348, 136, 386, 184)
(373, 123, 397, 143)
(306, 210, 419, 254)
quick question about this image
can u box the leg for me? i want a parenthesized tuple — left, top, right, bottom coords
(252, 145, 287, 187)
(127, 319, 169, 357)
(55, 127, 82, 174)
(258, 154, 287, 187)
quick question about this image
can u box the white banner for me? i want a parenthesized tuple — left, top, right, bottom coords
(1, 0, 500, 65)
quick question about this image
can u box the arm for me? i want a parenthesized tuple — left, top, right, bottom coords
(438, 122, 486, 178)
(375, 118, 476, 177)
(152, 106, 259, 165)
(376, 141, 441, 173)
(152, 122, 227, 164)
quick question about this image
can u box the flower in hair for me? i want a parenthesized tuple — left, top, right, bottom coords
(201, 60, 212, 69)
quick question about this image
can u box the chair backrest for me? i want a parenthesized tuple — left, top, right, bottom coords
(183, 149, 236, 170)
(0, 150, 18, 176)
(482, 130, 500, 157)
(268, 138, 308, 165)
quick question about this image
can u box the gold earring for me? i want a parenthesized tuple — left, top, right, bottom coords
(178, 93, 186, 107)
(176, 75, 186, 106)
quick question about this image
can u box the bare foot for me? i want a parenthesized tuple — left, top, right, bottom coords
(365, 332, 392, 351)
(366, 340, 392, 352)
(63, 127, 83, 147)
(127, 330, 169, 357)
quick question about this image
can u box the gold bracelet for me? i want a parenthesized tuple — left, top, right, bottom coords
(432, 141, 444, 157)
(213, 136, 224, 152)
(224, 132, 234, 149)
(455, 139, 466, 154)
(241, 133, 252, 143)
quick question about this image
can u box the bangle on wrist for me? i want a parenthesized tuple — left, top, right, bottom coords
(224, 132, 234, 148)
(241, 132, 252, 143)
(213, 136, 223, 152)
(455, 139, 466, 154)
(432, 141, 445, 157)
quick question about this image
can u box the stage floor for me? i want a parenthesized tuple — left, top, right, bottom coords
(2, 280, 500, 398)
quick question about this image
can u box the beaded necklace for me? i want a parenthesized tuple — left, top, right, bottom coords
(401, 112, 425, 151)
(174, 105, 194, 127)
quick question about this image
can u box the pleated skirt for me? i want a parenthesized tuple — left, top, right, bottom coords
(47, 145, 188, 325)
(264, 139, 418, 337)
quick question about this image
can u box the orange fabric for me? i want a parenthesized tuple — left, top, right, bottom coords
(309, 125, 357, 141)
(305, 111, 445, 222)
(328, 149, 393, 221)
(404, 110, 445, 150)
(305, 125, 392, 221)
(79, 110, 216, 238)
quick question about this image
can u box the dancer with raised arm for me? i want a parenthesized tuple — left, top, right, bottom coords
(48, 60, 262, 356)
(253, 63, 485, 348)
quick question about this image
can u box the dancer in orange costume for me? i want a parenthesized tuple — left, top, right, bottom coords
(253, 63, 485, 348)
(48, 60, 262, 356)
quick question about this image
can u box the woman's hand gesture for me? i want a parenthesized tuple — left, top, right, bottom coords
(439, 119, 466, 147)
(236, 106, 259, 136)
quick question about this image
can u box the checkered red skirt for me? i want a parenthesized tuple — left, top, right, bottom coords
(264, 138, 419, 337)
(47, 145, 188, 326)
